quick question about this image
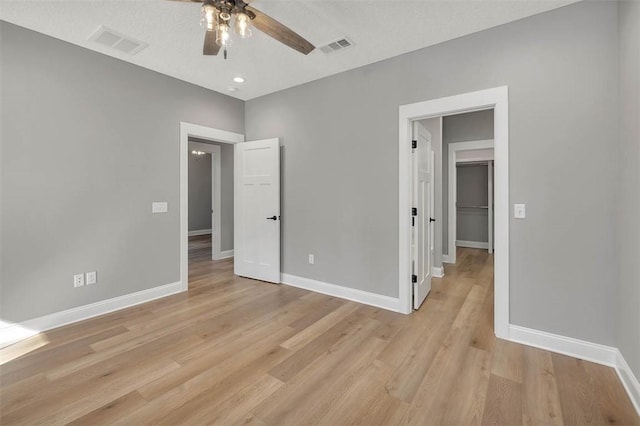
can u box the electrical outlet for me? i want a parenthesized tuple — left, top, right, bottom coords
(86, 271, 97, 285)
(308, 254, 315, 265)
(73, 274, 85, 288)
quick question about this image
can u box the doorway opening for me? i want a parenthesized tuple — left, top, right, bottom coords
(446, 138, 495, 264)
(180, 122, 244, 291)
(398, 86, 509, 339)
(188, 140, 216, 261)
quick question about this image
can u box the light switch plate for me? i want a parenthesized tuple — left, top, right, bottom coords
(152, 202, 168, 213)
(86, 271, 97, 285)
(514, 204, 526, 219)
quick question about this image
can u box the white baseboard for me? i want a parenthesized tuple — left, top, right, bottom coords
(188, 229, 212, 236)
(0, 281, 184, 349)
(508, 325, 617, 366)
(442, 255, 453, 264)
(215, 249, 234, 259)
(509, 324, 640, 416)
(456, 240, 489, 249)
(280, 273, 400, 313)
(432, 266, 445, 278)
(615, 349, 640, 415)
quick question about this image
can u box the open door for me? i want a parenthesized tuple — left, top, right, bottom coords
(412, 122, 434, 309)
(234, 138, 280, 283)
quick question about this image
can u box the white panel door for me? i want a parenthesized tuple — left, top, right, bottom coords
(412, 122, 434, 309)
(234, 138, 280, 283)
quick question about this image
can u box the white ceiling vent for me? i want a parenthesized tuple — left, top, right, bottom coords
(319, 38, 353, 54)
(89, 26, 148, 55)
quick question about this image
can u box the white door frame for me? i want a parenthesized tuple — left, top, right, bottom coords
(188, 141, 227, 260)
(180, 122, 244, 291)
(398, 86, 509, 340)
(447, 140, 494, 264)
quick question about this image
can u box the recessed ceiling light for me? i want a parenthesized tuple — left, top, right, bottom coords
(228, 86, 239, 92)
(233, 77, 245, 83)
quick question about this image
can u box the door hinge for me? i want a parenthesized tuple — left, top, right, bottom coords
(412, 207, 417, 216)
(412, 274, 417, 283)
(411, 140, 417, 149)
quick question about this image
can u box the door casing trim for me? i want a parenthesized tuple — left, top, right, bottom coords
(398, 86, 509, 340)
(180, 122, 244, 291)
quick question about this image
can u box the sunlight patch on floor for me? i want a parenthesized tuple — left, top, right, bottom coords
(0, 322, 50, 365)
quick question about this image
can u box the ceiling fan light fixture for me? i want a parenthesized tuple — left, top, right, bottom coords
(200, 3, 217, 31)
(235, 12, 252, 39)
(184, 0, 316, 59)
(215, 22, 232, 47)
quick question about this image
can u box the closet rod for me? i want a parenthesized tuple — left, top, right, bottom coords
(456, 161, 491, 167)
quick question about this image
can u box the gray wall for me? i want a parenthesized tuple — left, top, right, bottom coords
(442, 109, 494, 255)
(418, 117, 443, 269)
(456, 164, 489, 243)
(0, 21, 244, 322)
(188, 150, 212, 232)
(188, 138, 235, 252)
(616, 0, 640, 380)
(246, 1, 620, 345)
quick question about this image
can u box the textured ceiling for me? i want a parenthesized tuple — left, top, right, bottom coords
(0, 0, 580, 100)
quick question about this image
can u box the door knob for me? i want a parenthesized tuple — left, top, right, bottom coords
(429, 217, 436, 222)
(266, 216, 278, 220)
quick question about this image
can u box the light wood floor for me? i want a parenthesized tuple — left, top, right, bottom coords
(1, 237, 637, 425)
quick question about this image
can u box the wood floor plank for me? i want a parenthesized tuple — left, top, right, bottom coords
(375, 298, 445, 369)
(252, 319, 385, 425)
(169, 374, 284, 426)
(0, 241, 636, 426)
(317, 361, 406, 426)
(491, 338, 524, 384)
(136, 325, 295, 402)
(469, 281, 495, 353)
(0, 373, 50, 413)
(385, 303, 451, 403)
(150, 347, 291, 426)
(1, 325, 129, 386)
(279, 302, 360, 351)
(2, 356, 181, 425)
(440, 346, 492, 426)
(480, 374, 523, 426)
(269, 308, 371, 383)
(399, 323, 481, 425)
(67, 391, 148, 425)
(552, 353, 608, 426)
(522, 346, 564, 426)
(583, 359, 640, 425)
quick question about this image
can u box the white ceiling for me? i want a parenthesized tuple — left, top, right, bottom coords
(0, 0, 579, 100)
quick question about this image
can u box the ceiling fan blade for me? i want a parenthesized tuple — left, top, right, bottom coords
(203, 31, 220, 55)
(245, 6, 314, 55)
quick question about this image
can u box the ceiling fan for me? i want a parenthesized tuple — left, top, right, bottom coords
(172, 0, 315, 59)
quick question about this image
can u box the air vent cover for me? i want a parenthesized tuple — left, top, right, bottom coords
(89, 26, 148, 56)
(319, 38, 353, 54)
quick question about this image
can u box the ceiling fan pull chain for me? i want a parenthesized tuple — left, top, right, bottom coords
(224, 48, 228, 60)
